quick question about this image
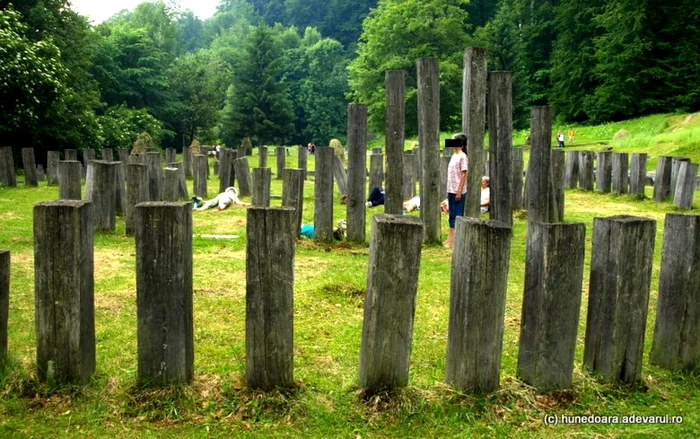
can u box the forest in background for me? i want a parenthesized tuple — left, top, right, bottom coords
(0, 0, 698, 159)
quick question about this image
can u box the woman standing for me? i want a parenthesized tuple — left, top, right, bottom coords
(444, 133, 468, 248)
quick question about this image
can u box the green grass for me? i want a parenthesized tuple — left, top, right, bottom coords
(1, 119, 699, 437)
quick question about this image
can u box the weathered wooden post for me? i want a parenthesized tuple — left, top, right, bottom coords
(314, 147, 334, 242)
(34, 200, 95, 384)
(518, 222, 585, 390)
(83, 148, 95, 166)
(564, 151, 579, 189)
(611, 153, 629, 194)
(298, 145, 307, 180)
(488, 71, 513, 226)
(233, 157, 252, 197)
(47, 151, 60, 186)
(550, 149, 565, 221)
(168, 162, 188, 200)
(512, 148, 524, 210)
(193, 154, 208, 198)
(526, 107, 552, 224)
(145, 152, 163, 201)
(126, 163, 149, 236)
(259, 146, 268, 169)
(578, 151, 595, 191)
(135, 202, 193, 386)
(413, 144, 421, 189)
(85, 160, 118, 231)
(218, 149, 234, 193)
(115, 161, 127, 216)
(20, 148, 38, 187)
(653, 156, 672, 202)
(63, 149, 77, 161)
(347, 103, 368, 243)
(165, 148, 176, 165)
(252, 167, 271, 207)
(101, 148, 114, 162)
(583, 215, 656, 384)
(183, 146, 193, 178)
(58, 160, 82, 200)
(385, 70, 406, 214)
(463, 47, 488, 218)
(446, 217, 512, 393)
(629, 153, 647, 198)
(673, 161, 698, 210)
(118, 149, 129, 165)
(0, 249, 8, 368)
(162, 168, 180, 201)
(596, 151, 612, 193)
(0, 147, 17, 187)
(333, 155, 348, 196)
(402, 153, 415, 199)
(246, 207, 295, 390)
(651, 214, 700, 371)
(358, 215, 423, 391)
(369, 150, 384, 196)
(440, 152, 450, 201)
(417, 58, 442, 243)
(282, 169, 304, 238)
(670, 157, 690, 198)
(276, 147, 286, 179)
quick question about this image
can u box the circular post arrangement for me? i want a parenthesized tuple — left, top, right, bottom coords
(583, 215, 656, 384)
(358, 214, 423, 391)
(34, 200, 95, 384)
(384, 70, 406, 215)
(611, 153, 629, 194)
(347, 103, 368, 243)
(135, 202, 193, 386)
(246, 207, 296, 390)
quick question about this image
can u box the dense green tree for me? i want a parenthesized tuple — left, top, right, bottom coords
(221, 25, 295, 147)
(177, 10, 205, 53)
(466, 0, 498, 28)
(348, 0, 471, 136)
(98, 104, 164, 150)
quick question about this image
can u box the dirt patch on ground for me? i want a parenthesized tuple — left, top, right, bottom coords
(94, 248, 132, 280)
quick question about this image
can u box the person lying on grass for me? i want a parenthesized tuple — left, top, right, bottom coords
(195, 186, 247, 211)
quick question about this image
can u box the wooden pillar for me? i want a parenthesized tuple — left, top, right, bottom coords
(118, 149, 130, 165)
(47, 151, 60, 186)
(440, 153, 450, 201)
(233, 157, 252, 197)
(611, 153, 629, 194)
(145, 152, 163, 201)
(550, 148, 565, 222)
(162, 168, 180, 201)
(0, 249, 8, 368)
(347, 103, 368, 243)
(34, 200, 95, 384)
(583, 215, 656, 384)
(282, 169, 304, 238)
(193, 155, 208, 198)
(218, 149, 235, 193)
(314, 147, 334, 242)
(670, 157, 690, 198)
(402, 153, 415, 199)
(446, 217, 512, 393)
(526, 107, 552, 224)
(259, 146, 268, 169)
(578, 151, 595, 191)
(596, 151, 612, 193)
(629, 153, 647, 198)
(333, 155, 348, 196)
(85, 161, 118, 231)
(488, 71, 513, 226)
(463, 47, 488, 218)
(653, 156, 672, 202)
(135, 202, 193, 386)
(358, 215, 423, 391)
(276, 147, 286, 179)
(126, 163, 149, 236)
(165, 148, 176, 165)
(252, 167, 271, 207)
(246, 207, 295, 390)
(102, 148, 114, 162)
(183, 146, 193, 178)
(417, 58, 442, 243)
(58, 160, 82, 200)
(384, 70, 406, 215)
(518, 222, 585, 390)
(512, 148, 524, 210)
(168, 162, 188, 200)
(0, 147, 17, 187)
(298, 145, 307, 180)
(673, 161, 698, 210)
(651, 214, 700, 371)
(21, 148, 38, 186)
(564, 151, 579, 189)
(369, 151, 384, 196)
(64, 149, 77, 161)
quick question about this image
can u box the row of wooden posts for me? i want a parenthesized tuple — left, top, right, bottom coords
(1, 203, 698, 391)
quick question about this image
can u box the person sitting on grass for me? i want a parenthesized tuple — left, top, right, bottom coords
(195, 186, 247, 211)
(364, 187, 422, 213)
(480, 176, 491, 213)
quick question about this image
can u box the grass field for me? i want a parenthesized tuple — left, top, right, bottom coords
(1, 115, 699, 437)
